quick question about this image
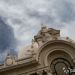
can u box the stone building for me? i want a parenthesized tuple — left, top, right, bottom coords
(0, 24, 75, 75)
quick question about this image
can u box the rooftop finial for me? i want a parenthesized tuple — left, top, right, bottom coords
(31, 39, 35, 43)
(7, 53, 11, 56)
(31, 39, 35, 48)
(41, 23, 46, 29)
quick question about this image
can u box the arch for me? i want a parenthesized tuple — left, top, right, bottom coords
(44, 48, 74, 66)
(36, 40, 75, 63)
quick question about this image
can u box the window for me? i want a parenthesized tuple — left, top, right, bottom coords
(50, 58, 72, 75)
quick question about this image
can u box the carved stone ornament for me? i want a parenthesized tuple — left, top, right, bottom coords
(37, 71, 43, 75)
(5, 53, 13, 66)
(34, 24, 60, 43)
(6, 58, 13, 66)
(25, 50, 32, 55)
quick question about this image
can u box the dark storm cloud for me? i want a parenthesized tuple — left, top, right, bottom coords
(0, 18, 17, 63)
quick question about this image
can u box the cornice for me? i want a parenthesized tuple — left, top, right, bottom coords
(18, 66, 49, 75)
(0, 57, 38, 73)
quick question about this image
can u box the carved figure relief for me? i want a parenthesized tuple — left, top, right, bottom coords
(5, 53, 13, 66)
(34, 24, 60, 44)
(4, 53, 17, 67)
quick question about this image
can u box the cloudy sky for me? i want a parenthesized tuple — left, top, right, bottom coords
(0, 0, 75, 63)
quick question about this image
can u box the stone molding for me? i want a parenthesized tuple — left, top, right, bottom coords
(18, 66, 49, 75)
(0, 58, 38, 73)
(44, 48, 74, 66)
(36, 40, 75, 62)
(4, 53, 17, 67)
(0, 53, 38, 73)
(37, 71, 43, 75)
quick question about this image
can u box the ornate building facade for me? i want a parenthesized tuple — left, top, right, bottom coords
(0, 24, 75, 75)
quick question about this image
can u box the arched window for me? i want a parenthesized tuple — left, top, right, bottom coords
(50, 58, 72, 75)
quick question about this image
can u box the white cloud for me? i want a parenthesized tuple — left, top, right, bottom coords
(0, 0, 75, 54)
